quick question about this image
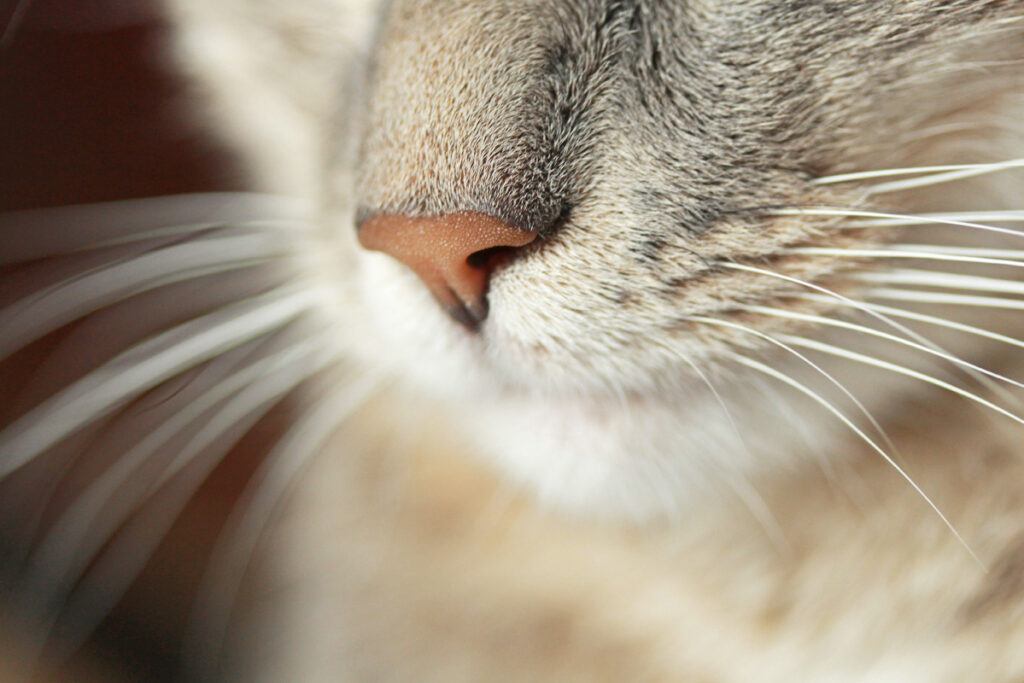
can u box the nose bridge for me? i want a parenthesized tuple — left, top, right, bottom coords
(356, 1, 566, 231)
(354, 3, 575, 328)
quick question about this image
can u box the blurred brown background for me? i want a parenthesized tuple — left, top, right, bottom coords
(1, 3, 279, 681)
(0, 0, 242, 211)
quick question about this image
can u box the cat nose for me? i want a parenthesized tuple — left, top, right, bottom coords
(357, 211, 537, 329)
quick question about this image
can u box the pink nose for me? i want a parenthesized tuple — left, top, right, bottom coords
(357, 211, 538, 328)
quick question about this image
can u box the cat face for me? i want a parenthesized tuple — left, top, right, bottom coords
(339, 0, 1024, 514)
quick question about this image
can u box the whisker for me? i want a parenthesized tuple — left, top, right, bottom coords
(0, 193, 310, 265)
(676, 353, 788, 549)
(812, 158, 1024, 193)
(855, 269, 1024, 296)
(867, 288, 1024, 310)
(27, 334, 348, 672)
(738, 305, 1024, 390)
(721, 262, 952, 350)
(720, 350, 980, 567)
(790, 292, 1024, 351)
(779, 335, 1024, 430)
(685, 315, 898, 454)
(836, 210, 1024, 229)
(789, 246, 1024, 268)
(181, 373, 382, 682)
(0, 283, 329, 478)
(0, 232, 302, 358)
(2, 337, 273, 575)
(745, 376, 859, 499)
(770, 207, 1024, 241)
(719, 262, 1014, 408)
(17, 332, 336, 619)
(886, 244, 1024, 259)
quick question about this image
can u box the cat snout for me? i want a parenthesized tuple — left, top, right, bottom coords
(357, 211, 537, 329)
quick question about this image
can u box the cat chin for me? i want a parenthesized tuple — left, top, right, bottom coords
(457, 386, 774, 520)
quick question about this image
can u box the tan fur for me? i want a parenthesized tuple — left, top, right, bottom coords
(10, 1, 1024, 680)
(162, 1, 1024, 679)
(249, 385, 1024, 681)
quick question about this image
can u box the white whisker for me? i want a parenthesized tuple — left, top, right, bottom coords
(790, 246, 1024, 268)
(720, 350, 980, 566)
(887, 244, 1024, 259)
(32, 335, 347, 670)
(0, 193, 311, 265)
(839, 210, 1024, 229)
(686, 315, 898, 452)
(868, 288, 1024, 310)
(791, 291, 1024, 350)
(0, 283, 329, 478)
(779, 335, 1024, 430)
(854, 269, 1024, 296)
(721, 262, 952, 350)
(0, 233, 301, 358)
(812, 158, 1024, 193)
(18, 332, 336, 618)
(720, 262, 1014, 407)
(739, 305, 1024, 390)
(770, 207, 1024, 241)
(182, 373, 382, 681)
(677, 353, 788, 549)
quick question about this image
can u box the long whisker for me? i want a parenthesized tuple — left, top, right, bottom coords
(745, 376, 856, 496)
(886, 245, 1024, 258)
(738, 305, 1024, 390)
(769, 207, 1024, 241)
(27, 337, 349, 673)
(685, 315, 899, 453)
(676, 353, 788, 549)
(812, 158, 1024, 193)
(789, 246, 1024, 269)
(855, 269, 1024, 296)
(718, 262, 1014, 407)
(0, 193, 311, 265)
(720, 350, 979, 566)
(867, 288, 1024, 310)
(17, 332, 336, 622)
(786, 294, 1024, 387)
(790, 292, 1024, 351)
(181, 373, 382, 682)
(0, 232, 301, 358)
(779, 335, 1024, 430)
(2, 337, 273, 576)
(0, 283, 329, 478)
(833, 210, 1024, 229)
(720, 262, 953, 351)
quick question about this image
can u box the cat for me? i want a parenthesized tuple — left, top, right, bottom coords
(3, 0, 1024, 680)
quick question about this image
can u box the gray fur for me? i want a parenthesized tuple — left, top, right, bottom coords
(4, 0, 1024, 680)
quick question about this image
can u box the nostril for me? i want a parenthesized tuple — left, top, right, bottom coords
(357, 211, 537, 329)
(466, 245, 517, 270)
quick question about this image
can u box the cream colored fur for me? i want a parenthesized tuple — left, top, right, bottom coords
(160, 1, 1024, 680)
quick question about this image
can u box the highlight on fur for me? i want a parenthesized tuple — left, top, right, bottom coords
(4, 1, 1024, 681)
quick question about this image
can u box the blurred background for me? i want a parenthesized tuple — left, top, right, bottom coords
(1, 0, 240, 211)
(1, 3, 289, 680)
